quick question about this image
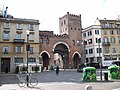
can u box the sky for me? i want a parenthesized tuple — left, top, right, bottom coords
(0, 0, 120, 34)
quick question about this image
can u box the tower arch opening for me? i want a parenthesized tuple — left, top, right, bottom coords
(40, 51, 50, 70)
(53, 42, 69, 69)
(72, 52, 81, 68)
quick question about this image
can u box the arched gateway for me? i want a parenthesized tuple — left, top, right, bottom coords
(39, 50, 50, 70)
(39, 12, 83, 70)
(53, 42, 70, 68)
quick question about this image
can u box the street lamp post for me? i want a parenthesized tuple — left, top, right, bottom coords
(81, 40, 86, 66)
(98, 38, 102, 81)
(26, 30, 30, 86)
(84, 40, 87, 66)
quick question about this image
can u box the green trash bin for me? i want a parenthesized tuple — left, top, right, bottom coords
(108, 65, 120, 80)
(83, 67, 96, 81)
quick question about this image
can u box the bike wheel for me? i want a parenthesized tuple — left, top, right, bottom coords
(30, 78, 38, 86)
(17, 79, 26, 87)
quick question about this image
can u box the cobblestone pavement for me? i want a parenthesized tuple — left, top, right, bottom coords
(0, 70, 120, 90)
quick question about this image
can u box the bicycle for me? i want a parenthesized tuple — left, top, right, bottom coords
(16, 73, 38, 87)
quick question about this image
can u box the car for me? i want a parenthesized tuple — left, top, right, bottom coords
(77, 64, 86, 72)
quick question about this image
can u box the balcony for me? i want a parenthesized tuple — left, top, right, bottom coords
(102, 42, 110, 46)
(13, 39, 25, 43)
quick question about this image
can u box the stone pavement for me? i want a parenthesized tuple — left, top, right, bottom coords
(0, 70, 120, 90)
(0, 81, 120, 90)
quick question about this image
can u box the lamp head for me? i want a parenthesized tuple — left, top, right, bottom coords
(26, 30, 30, 35)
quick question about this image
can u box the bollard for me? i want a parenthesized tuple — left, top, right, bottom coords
(85, 85, 92, 90)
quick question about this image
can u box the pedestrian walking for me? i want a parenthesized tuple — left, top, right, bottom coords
(56, 66, 59, 76)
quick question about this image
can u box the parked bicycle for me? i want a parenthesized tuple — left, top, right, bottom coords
(16, 73, 38, 87)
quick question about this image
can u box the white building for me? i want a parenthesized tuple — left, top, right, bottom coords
(82, 19, 102, 64)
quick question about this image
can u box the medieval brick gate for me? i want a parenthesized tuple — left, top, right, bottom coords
(39, 12, 83, 70)
(39, 40, 82, 70)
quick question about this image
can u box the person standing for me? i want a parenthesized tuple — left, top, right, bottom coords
(56, 66, 59, 76)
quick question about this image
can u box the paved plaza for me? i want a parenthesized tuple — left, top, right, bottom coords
(0, 69, 120, 90)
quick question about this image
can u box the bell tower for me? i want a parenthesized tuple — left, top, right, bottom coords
(59, 12, 82, 45)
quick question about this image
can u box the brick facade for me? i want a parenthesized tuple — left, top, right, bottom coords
(39, 12, 83, 69)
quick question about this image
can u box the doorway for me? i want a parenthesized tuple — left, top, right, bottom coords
(1, 58, 10, 73)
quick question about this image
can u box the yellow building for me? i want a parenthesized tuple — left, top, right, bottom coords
(99, 18, 120, 67)
(0, 15, 40, 73)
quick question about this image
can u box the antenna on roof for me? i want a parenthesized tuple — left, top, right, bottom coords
(4, 6, 8, 17)
(2, 0, 8, 17)
(2, 0, 4, 17)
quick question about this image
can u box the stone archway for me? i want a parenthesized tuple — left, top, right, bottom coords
(72, 52, 81, 68)
(53, 42, 69, 69)
(40, 52, 50, 70)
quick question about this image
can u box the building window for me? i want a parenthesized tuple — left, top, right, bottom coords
(118, 37, 120, 43)
(97, 48, 102, 53)
(111, 37, 115, 43)
(95, 30, 99, 34)
(4, 22, 10, 29)
(3, 33, 10, 40)
(64, 20, 66, 25)
(109, 23, 113, 28)
(75, 28, 76, 30)
(88, 39, 92, 44)
(16, 33, 22, 39)
(30, 47, 34, 54)
(77, 40, 80, 46)
(110, 29, 114, 35)
(96, 38, 101, 43)
(105, 47, 109, 53)
(65, 28, 67, 31)
(83, 33, 86, 37)
(16, 46, 23, 53)
(90, 31, 92, 35)
(2, 46, 9, 54)
(28, 58, 36, 63)
(102, 23, 107, 28)
(88, 32, 90, 36)
(40, 38, 43, 44)
(29, 34, 34, 40)
(117, 30, 120, 35)
(89, 49, 93, 54)
(29, 24, 34, 30)
(103, 37, 109, 42)
(14, 57, 23, 64)
(73, 40, 75, 45)
(112, 47, 116, 53)
(104, 55, 111, 60)
(46, 38, 49, 44)
(103, 29, 107, 35)
(16, 23, 23, 30)
(86, 49, 88, 54)
(84, 40, 87, 45)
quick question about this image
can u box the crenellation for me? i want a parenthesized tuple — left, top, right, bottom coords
(53, 34, 69, 38)
(68, 12, 81, 17)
